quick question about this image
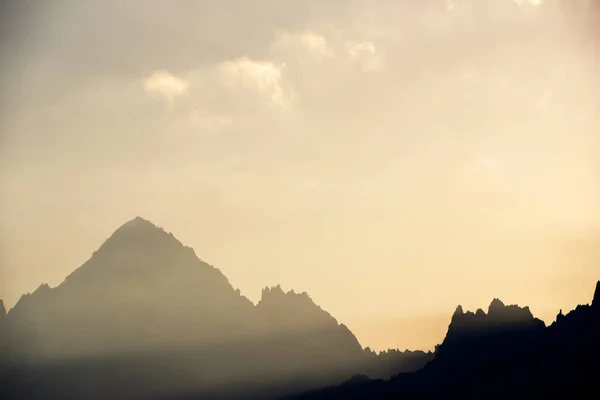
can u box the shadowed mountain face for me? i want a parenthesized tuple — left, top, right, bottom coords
(1, 218, 430, 400)
(0, 300, 8, 364)
(431, 298, 547, 373)
(8, 217, 261, 358)
(291, 282, 600, 400)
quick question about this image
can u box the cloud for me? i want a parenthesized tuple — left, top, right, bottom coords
(346, 40, 384, 71)
(143, 70, 189, 108)
(218, 57, 293, 107)
(298, 32, 330, 55)
(274, 31, 332, 57)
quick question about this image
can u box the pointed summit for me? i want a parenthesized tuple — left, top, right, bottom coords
(453, 305, 465, 317)
(96, 216, 183, 253)
(107, 216, 165, 241)
(119, 216, 158, 230)
(593, 280, 600, 308)
(488, 298, 506, 315)
(59, 217, 202, 287)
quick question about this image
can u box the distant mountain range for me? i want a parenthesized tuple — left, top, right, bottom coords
(1, 217, 598, 399)
(0, 217, 432, 399)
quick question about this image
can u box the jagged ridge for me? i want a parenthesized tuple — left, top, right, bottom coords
(289, 280, 600, 400)
(3, 217, 420, 399)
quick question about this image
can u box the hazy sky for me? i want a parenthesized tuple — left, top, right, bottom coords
(1, 0, 599, 351)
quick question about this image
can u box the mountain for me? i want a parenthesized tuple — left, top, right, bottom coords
(429, 298, 546, 374)
(0, 299, 9, 366)
(7, 217, 261, 360)
(1, 217, 429, 400)
(290, 282, 600, 400)
(7, 217, 593, 399)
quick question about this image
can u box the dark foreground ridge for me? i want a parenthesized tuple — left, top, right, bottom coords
(0, 217, 432, 400)
(290, 281, 600, 400)
(0, 217, 598, 399)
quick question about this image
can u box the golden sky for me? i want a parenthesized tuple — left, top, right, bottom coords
(1, 0, 599, 351)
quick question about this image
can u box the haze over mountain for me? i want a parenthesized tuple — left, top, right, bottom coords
(1, 1, 599, 398)
(2, 217, 597, 399)
(1, 218, 433, 399)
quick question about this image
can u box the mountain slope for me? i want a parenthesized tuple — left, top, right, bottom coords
(3, 217, 422, 399)
(291, 281, 600, 399)
(7, 217, 258, 359)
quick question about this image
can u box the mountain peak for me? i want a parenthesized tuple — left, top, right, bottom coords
(111, 216, 163, 237)
(121, 216, 156, 229)
(257, 285, 346, 331)
(593, 281, 600, 308)
(453, 305, 464, 317)
(488, 298, 506, 314)
(97, 217, 182, 252)
(60, 217, 195, 287)
(258, 286, 314, 310)
(487, 298, 537, 323)
(444, 298, 545, 342)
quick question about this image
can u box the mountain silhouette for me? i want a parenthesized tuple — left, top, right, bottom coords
(290, 282, 600, 400)
(3, 217, 598, 399)
(0, 299, 9, 370)
(1, 217, 430, 399)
